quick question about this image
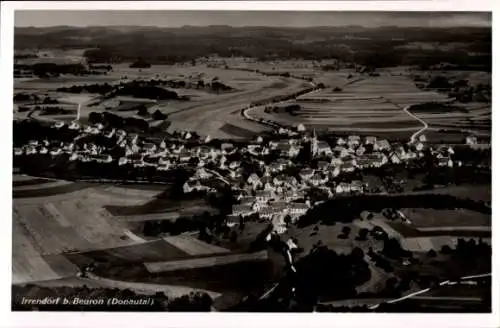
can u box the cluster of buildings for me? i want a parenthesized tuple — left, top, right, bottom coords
(15, 117, 470, 236)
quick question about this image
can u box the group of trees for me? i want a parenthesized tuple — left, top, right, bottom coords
(57, 83, 114, 95)
(297, 193, 490, 228)
(277, 245, 372, 309)
(88, 111, 149, 131)
(14, 62, 110, 78)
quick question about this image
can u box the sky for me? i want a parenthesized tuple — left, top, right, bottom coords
(15, 11, 492, 28)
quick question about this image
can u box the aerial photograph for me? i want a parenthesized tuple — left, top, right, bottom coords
(11, 10, 491, 312)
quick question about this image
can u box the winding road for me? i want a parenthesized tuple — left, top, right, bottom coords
(403, 105, 429, 143)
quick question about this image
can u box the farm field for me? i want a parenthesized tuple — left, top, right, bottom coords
(144, 250, 269, 273)
(251, 74, 455, 138)
(11, 177, 172, 283)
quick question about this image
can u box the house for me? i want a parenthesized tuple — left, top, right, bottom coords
(143, 156, 160, 166)
(92, 154, 112, 164)
(192, 168, 212, 180)
(14, 148, 23, 156)
(271, 215, 287, 234)
(299, 168, 315, 181)
(356, 145, 366, 156)
(269, 162, 284, 173)
(437, 157, 453, 168)
(413, 142, 425, 151)
(239, 196, 257, 206)
(375, 139, 391, 151)
(52, 121, 65, 129)
(38, 147, 49, 155)
(347, 135, 361, 147)
(68, 121, 80, 130)
(340, 162, 355, 173)
(259, 207, 280, 219)
(418, 134, 427, 142)
(329, 165, 341, 178)
(183, 180, 211, 194)
(337, 137, 346, 146)
(364, 136, 377, 145)
(118, 157, 129, 166)
(143, 143, 157, 154)
(247, 173, 262, 188)
(50, 148, 62, 156)
(127, 133, 139, 145)
(221, 143, 234, 154)
(115, 129, 127, 140)
(351, 180, 365, 193)
(178, 150, 191, 162)
(356, 153, 386, 169)
(317, 141, 332, 156)
(229, 161, 240, 170)
(232, 204, 254, 217)
(389, 152, 402, 164)
(28, 140, 39, 147)
(255, 135, 264, 143)
(330, 157, 343, 167)
(286, 238, 299, 250)
(338, 147, 351, 158)
(296, 123, 306, 132)
(466, 135, 478, 145)
(317, 160, 329, 171)
(336, 182, 351, 193)
(104, 129, 115, 139)
(282, 144, 301, 158)
(310, 173, 328, 186)
(256, 190, 273, 203)
(157, 163, 170, 171)
(288, 203, 310, 216)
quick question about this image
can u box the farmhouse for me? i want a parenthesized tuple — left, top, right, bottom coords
(260, 207, 281, 219)
(336, 182, 351, 193)
(317, 160, 330, 171)
(288, 203, 310, 216)
(192, 168, 212, 180)
(317, 141, 332, 156)
(347, 135, 361, 147)
(340, 162, 355, 173)
(271, 215, 287, 234)
(247, 173, 262, 188)
(299, 168, 315, 181)
(232, 204, 254, 217)
(375, 139, 391, 151)
(52, 121, 65, 129)
(466, 135, 478, 145)
(351, 180, 365, 193)
(183, 180, 212, 194)
(310, 173, 328, 187)
(256, 190, 274, 203)
(364, 136, 377, 145)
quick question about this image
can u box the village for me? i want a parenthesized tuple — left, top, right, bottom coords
(13, 117, 485, 237)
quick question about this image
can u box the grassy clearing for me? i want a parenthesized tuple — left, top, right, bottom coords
(401, 208, 490, 228)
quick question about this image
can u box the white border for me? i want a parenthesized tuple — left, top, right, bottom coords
(1, 2, 497, 328)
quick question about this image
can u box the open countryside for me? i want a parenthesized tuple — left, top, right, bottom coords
(12, 11, 491, 313)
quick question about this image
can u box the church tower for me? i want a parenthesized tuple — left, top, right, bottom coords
(311, 128, 318, 157)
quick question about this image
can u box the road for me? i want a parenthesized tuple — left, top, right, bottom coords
(403, 105, 429, 143)
(368, 272, 491, 309)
